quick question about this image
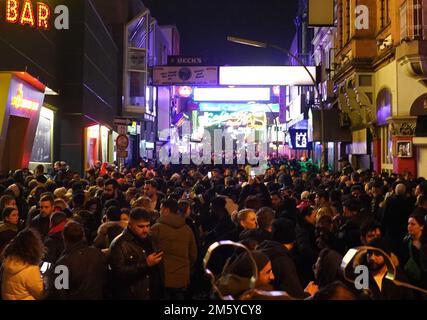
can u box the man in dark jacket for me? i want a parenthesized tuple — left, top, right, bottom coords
(49, 221, 107, 300)
(258, 218, 318, 299)
(30, 194, 55, 241)
(109, 208, 164, 300)
(366, 237, 413, 300)
(382, 183, 414, 252)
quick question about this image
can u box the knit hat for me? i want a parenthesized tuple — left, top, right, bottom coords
(229, 251, 270, 278)
(272, 218, 296, 244)
(367, 237, 392, 256)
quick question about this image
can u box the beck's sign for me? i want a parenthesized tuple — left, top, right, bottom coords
(168, 56, 204, 66)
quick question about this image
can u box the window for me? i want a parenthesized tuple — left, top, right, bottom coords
(400, 0, 426, 40)
(380, 0, 391, 29)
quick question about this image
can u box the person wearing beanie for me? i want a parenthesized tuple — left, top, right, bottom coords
(217, 250, 274, 299)
(365, 237, 413, 300)
(44, 212, 68, 264)
(258, 218, 318, 299)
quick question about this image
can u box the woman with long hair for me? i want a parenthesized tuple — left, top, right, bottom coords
(401, 213, 427, 290)
(1, 228, 46, 300)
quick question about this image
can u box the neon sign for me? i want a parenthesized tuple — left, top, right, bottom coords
(10, 84, 40, 111)
(6, 0, 51, 30)
(290, 129, 309, 149)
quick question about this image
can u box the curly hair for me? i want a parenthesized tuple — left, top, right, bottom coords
(2, 228, 44, 265)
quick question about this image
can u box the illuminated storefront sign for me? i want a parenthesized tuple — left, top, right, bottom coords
(290, 129, 309, 149)
(10, 84, 40, 111)
(193, 87, 271, 101)
(5, 0, 51, 30)
(219, 66, 317, 86)
(199, 111, 266, 129)
(199, 102, 279, 113)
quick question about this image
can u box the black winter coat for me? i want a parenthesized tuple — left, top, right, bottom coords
(258, 240, 309, 299)
(44, 232, 65, 264)
(108, 228, 164, 300)
(49, 241, 107, 300)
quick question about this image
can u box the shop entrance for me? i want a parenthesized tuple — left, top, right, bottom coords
(2, 116, 29, 171)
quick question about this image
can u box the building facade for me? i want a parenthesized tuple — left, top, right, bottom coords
(331, 0, 427, 176)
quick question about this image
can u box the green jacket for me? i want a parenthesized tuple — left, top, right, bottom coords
(150, 214, 197, 289)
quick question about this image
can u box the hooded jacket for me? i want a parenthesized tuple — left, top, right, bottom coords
(258, 240, 309, 299)
(150, 214, 197, 289)
(1, 257, 45, 300)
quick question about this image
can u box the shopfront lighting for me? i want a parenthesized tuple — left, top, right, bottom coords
(20, 0, 36, 27)
(178, 86, 193, 98)
(272, 86, 280, 97)
(193, 87, 270, 102)
(10, 84, 40, 111)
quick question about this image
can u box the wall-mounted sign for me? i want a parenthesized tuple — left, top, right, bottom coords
(11, 84, 40, 111)
(5, 0, 51, 30)
(198, 102, 279, 113)
(153, 66, 218, 85)
(219, 66, 317, 86)
(193, 87, 271, 102)
(289, 129, 309, 149)
(128, 48, 147, 71)
(168, 56, 204, 66)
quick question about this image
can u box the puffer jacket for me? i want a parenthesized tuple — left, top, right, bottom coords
(1, 257, 45, 300)
(150, 214, 197, 289)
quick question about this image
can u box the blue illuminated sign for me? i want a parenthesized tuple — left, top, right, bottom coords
(290, 129, 309, 149)
(199, 103, 279, 113)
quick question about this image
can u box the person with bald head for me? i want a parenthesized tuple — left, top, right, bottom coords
(382, 183, 415, 252)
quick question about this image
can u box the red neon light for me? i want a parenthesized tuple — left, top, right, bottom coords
(6, 0, 19, 23)
(11, 84, 40, 111)
(19, 0, 35, 27)
(37, 2, 50, 30)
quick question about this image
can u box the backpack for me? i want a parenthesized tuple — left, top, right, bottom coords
(404, 239, 422, 282)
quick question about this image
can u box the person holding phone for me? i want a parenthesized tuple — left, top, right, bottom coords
(109, 208, 164, 300)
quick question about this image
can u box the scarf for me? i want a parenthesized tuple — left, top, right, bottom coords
(49, 219, 67, 235)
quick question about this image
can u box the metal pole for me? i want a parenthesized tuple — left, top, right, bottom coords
(269, 44, 327, 171)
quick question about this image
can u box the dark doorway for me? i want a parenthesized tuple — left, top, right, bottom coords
(2, 116, 30, 171)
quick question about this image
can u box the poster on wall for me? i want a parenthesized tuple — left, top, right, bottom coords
(30, 108, 53, 163)
(396, 140, 413, 158)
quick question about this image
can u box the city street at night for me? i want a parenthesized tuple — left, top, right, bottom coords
(1, 0, 427, 308)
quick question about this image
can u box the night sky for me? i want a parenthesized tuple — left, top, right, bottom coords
(143, 0, 299, 66)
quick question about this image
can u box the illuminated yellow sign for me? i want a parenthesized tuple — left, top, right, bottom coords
(10, 84, 40, 111)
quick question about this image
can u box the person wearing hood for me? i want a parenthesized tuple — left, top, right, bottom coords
(150, 198, 197, 299)
(217, 250, 274, 299)
(1, 228, 46, 300)
(313, 248, 343, 289)
(43, 212, 67, 264)
(258, 218, 318, 299)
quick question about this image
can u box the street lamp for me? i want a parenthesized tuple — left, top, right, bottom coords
(227, 36, 328, 171)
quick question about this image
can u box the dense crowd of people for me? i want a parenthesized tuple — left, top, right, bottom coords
(0, 158, 426, 300)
